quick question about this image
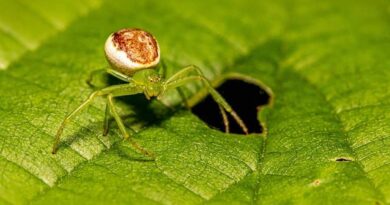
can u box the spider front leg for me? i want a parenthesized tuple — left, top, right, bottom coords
(52, 83, 149, 155)
(165, 71, 249, 134)
(52, 91, 102, 154)
(166, 65, 229, 129)
(158, 60, 189, 108)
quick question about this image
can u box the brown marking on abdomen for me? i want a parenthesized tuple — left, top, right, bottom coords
(112, 28, 159, 64)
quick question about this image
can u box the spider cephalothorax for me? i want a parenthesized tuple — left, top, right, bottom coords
(52, 28, 248, 158)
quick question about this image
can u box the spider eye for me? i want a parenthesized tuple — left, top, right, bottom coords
(148, 75, 161, 83)
(104, 28, 160, 76)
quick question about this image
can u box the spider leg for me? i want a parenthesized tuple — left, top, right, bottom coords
(165, 75, 249, 134)
(159, 60, 192, 107)
(106, 68, 133, 82)
(166, 65, 226, 113)
(166, 65, 203, 84)
(176, 87, 190, 108)
(103, 104, 110, 136)
(218, 104, 229, 133)
(166, 65, 228, 122)
(87, 68, 133, 88)
(52, 91, 101, 154)
(107, 94, 154, 157)
(86, 68, 106, 88)
(159, 59, 167, 79)
(52, 83, 144, 154)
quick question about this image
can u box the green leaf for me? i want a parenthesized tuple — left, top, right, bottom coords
(1, 0, 389, 204)
(0, 0, 102, 69)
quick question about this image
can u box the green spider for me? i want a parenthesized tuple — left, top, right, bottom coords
(52, 28, 248, 157)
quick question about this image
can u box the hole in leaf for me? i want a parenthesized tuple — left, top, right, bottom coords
(335, 157, 353, 162)
(192, 79, 270, 134)
(310, 179, 321, 187)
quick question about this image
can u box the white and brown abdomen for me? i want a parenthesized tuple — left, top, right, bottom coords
(104, 28, 160, 76)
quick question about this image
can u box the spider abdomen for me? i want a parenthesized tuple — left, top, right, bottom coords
(104, 28, 160, 76)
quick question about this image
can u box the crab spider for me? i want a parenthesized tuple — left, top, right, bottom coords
(52, 28, 248, 157)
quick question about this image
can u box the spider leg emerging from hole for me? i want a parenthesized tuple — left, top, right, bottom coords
(52, 83, 153, 157)
(165, 65, 249, 134)
(218, 105, 229, 133)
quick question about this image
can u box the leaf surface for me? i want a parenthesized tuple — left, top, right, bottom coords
(0, 0, 389, 204)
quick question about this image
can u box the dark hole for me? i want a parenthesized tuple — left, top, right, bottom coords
(191, 79, 270, 134)
(335, 158, 352, 162)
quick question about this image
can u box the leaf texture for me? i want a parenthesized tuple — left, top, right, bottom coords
(0, 0, 389, 204)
